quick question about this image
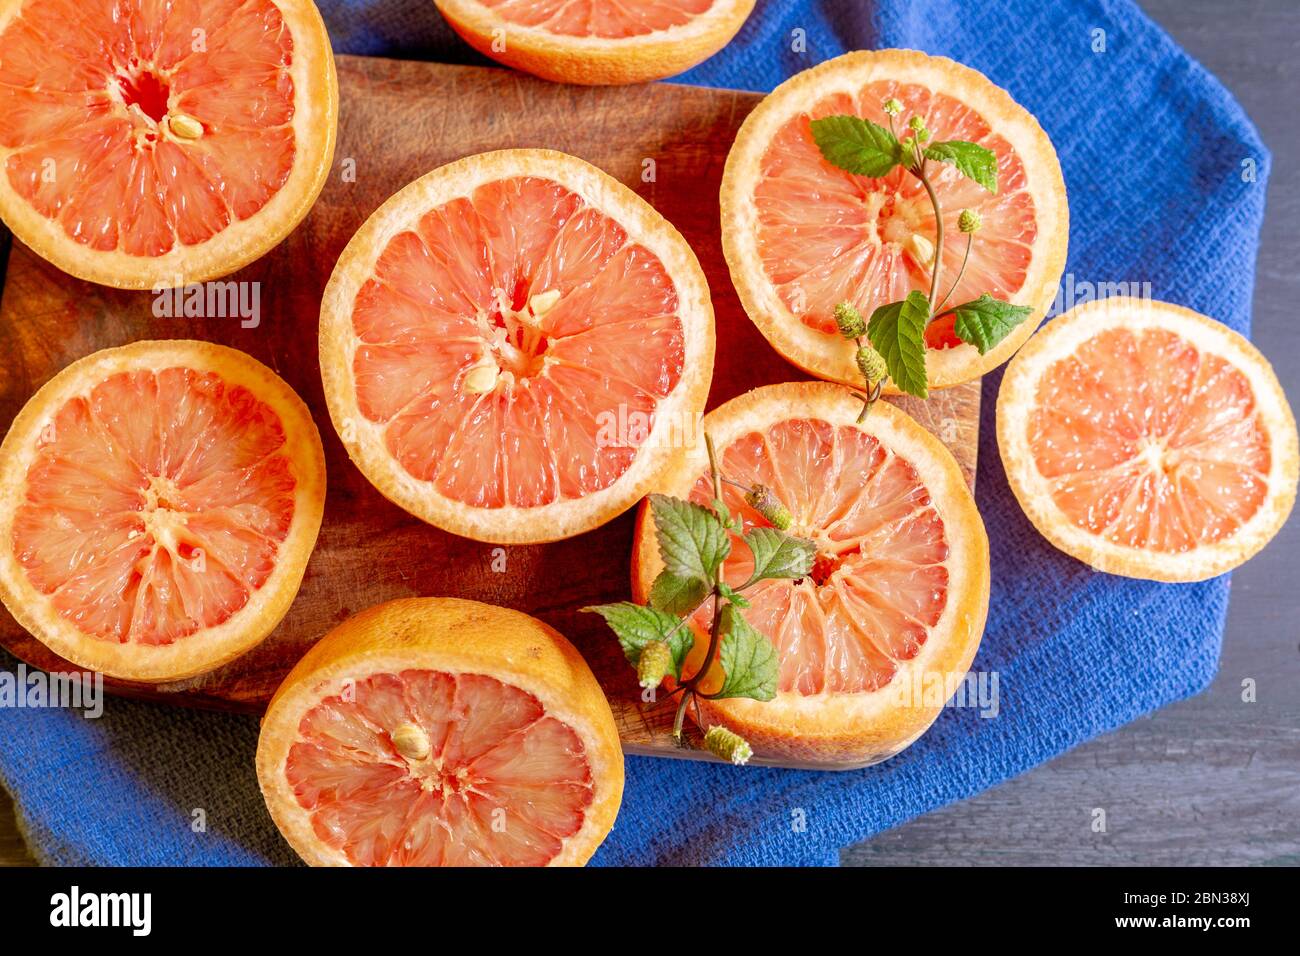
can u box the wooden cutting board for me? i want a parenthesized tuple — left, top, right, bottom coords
(0, 55, 979, 765)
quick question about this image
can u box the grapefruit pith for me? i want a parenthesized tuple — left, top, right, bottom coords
(632, 382, 989, 767)
(256, 597, 624, 866)
(434, 0, 755, 85)
(0, 341, 326, 682)
(320, 148, 714, 544)
(998, 297, 1299, 582)
(0, 0, 337, 289)
(720, 49, 1069, 391)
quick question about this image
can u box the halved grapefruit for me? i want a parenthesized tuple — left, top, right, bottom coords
(0, 0, 337, 289)
(319, 148, 714, 544)
(720, 49, 1069, 391)
(998, 297, 1299, 582)
(0, 340, 326, 682)
(434, 0, 755, 85)
(256, 597, 624, 866)
(632, 382, 989, 766)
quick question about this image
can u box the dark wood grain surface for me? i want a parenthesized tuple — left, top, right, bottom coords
(842, 0, 1300, 866)
(0, 58, 978, 767)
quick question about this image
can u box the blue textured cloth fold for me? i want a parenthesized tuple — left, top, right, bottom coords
(0, 0, 1268, 866)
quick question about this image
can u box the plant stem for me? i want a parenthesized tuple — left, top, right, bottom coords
(706, 432, 724, 507)
(672, 679, 691, 739)
(914, 157, 945, 315)
(855, 379, 883, 424)
(849, 331, 885, 423)
(688, 592, 726, 702)
(935, 233, 973, 315)
(672, 433, 732, 742)
(696, 435, 728, 689)
(659, 610, 696, 644)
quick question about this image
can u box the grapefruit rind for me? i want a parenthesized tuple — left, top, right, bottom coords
(0, 340, 326, 682)
(632, 382, 990, 767)
(0, 0, 338, 290)
(256, 597, 625, 867)
(319, 148, 715, 544)
(433, 0, 756, 86)
(720, 49, 1069, 391)
(997, 297, 1300, 582)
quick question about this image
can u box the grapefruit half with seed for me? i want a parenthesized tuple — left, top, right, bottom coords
(434, 0, 755, 85)
(632, 382, 989, 767)
(998, 297, 1299, 581)
(0, 0, 337, 289)
(720, 49, 1069, 391)
(0, 341, 326, 682)
(256, 597, 624, 866)
(319, 148, 714, 544)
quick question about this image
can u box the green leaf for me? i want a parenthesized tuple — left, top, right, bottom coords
(867, 290, 931, 398)
(713, 604, 779, 701)
(717, 582, 750, 609)
(583, 602, 694, 678)
(648, 570, 710, 618)
(809, 115, 902, 178)
(949, 294, 1034, 354)
(711, 497, 742, 534)
(740, 528, 816, 588)
(923, 140, 999, 193)
(649, 494, 731, 585)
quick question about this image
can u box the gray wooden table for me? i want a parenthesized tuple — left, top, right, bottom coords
(844, 0, 1300, 866)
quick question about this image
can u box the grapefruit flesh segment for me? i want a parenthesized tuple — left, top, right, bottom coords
(754, 82, 1036, 348)
(284, 670, 595, 866)
(11, 368, 296, 646)
(686, 418, 950, 695)
(351, 175, 685, 509)
(0, 0, 296, 257)
(1028, 327, 1271, 552)
(481, 0, 713, 37)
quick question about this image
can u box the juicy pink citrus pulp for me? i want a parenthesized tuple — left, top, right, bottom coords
(0, 0, 296, 256)
(1028, 326, 1271, 552)
(688, 418, 950, 694)
(479, 0, 713, 37)
(285, 669, 595, 866)
(352, 174, 685, 508)
(13, 368, 296, 645)
(755, 82, 1036, 348)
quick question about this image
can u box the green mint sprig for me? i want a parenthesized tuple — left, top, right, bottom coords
(920, 140, 999, 193)
(584, 434, 816, 764)
(948, 292, 1035, 355)
(809, 101, 1033, 413)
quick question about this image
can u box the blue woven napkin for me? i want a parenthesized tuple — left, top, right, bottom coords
(0, 0, 1268, 866)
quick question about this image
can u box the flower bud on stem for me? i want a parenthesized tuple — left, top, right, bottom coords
(744, 484, 792, 530)
(704, 725, 753, 765)
(637, 641, 674, 689)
